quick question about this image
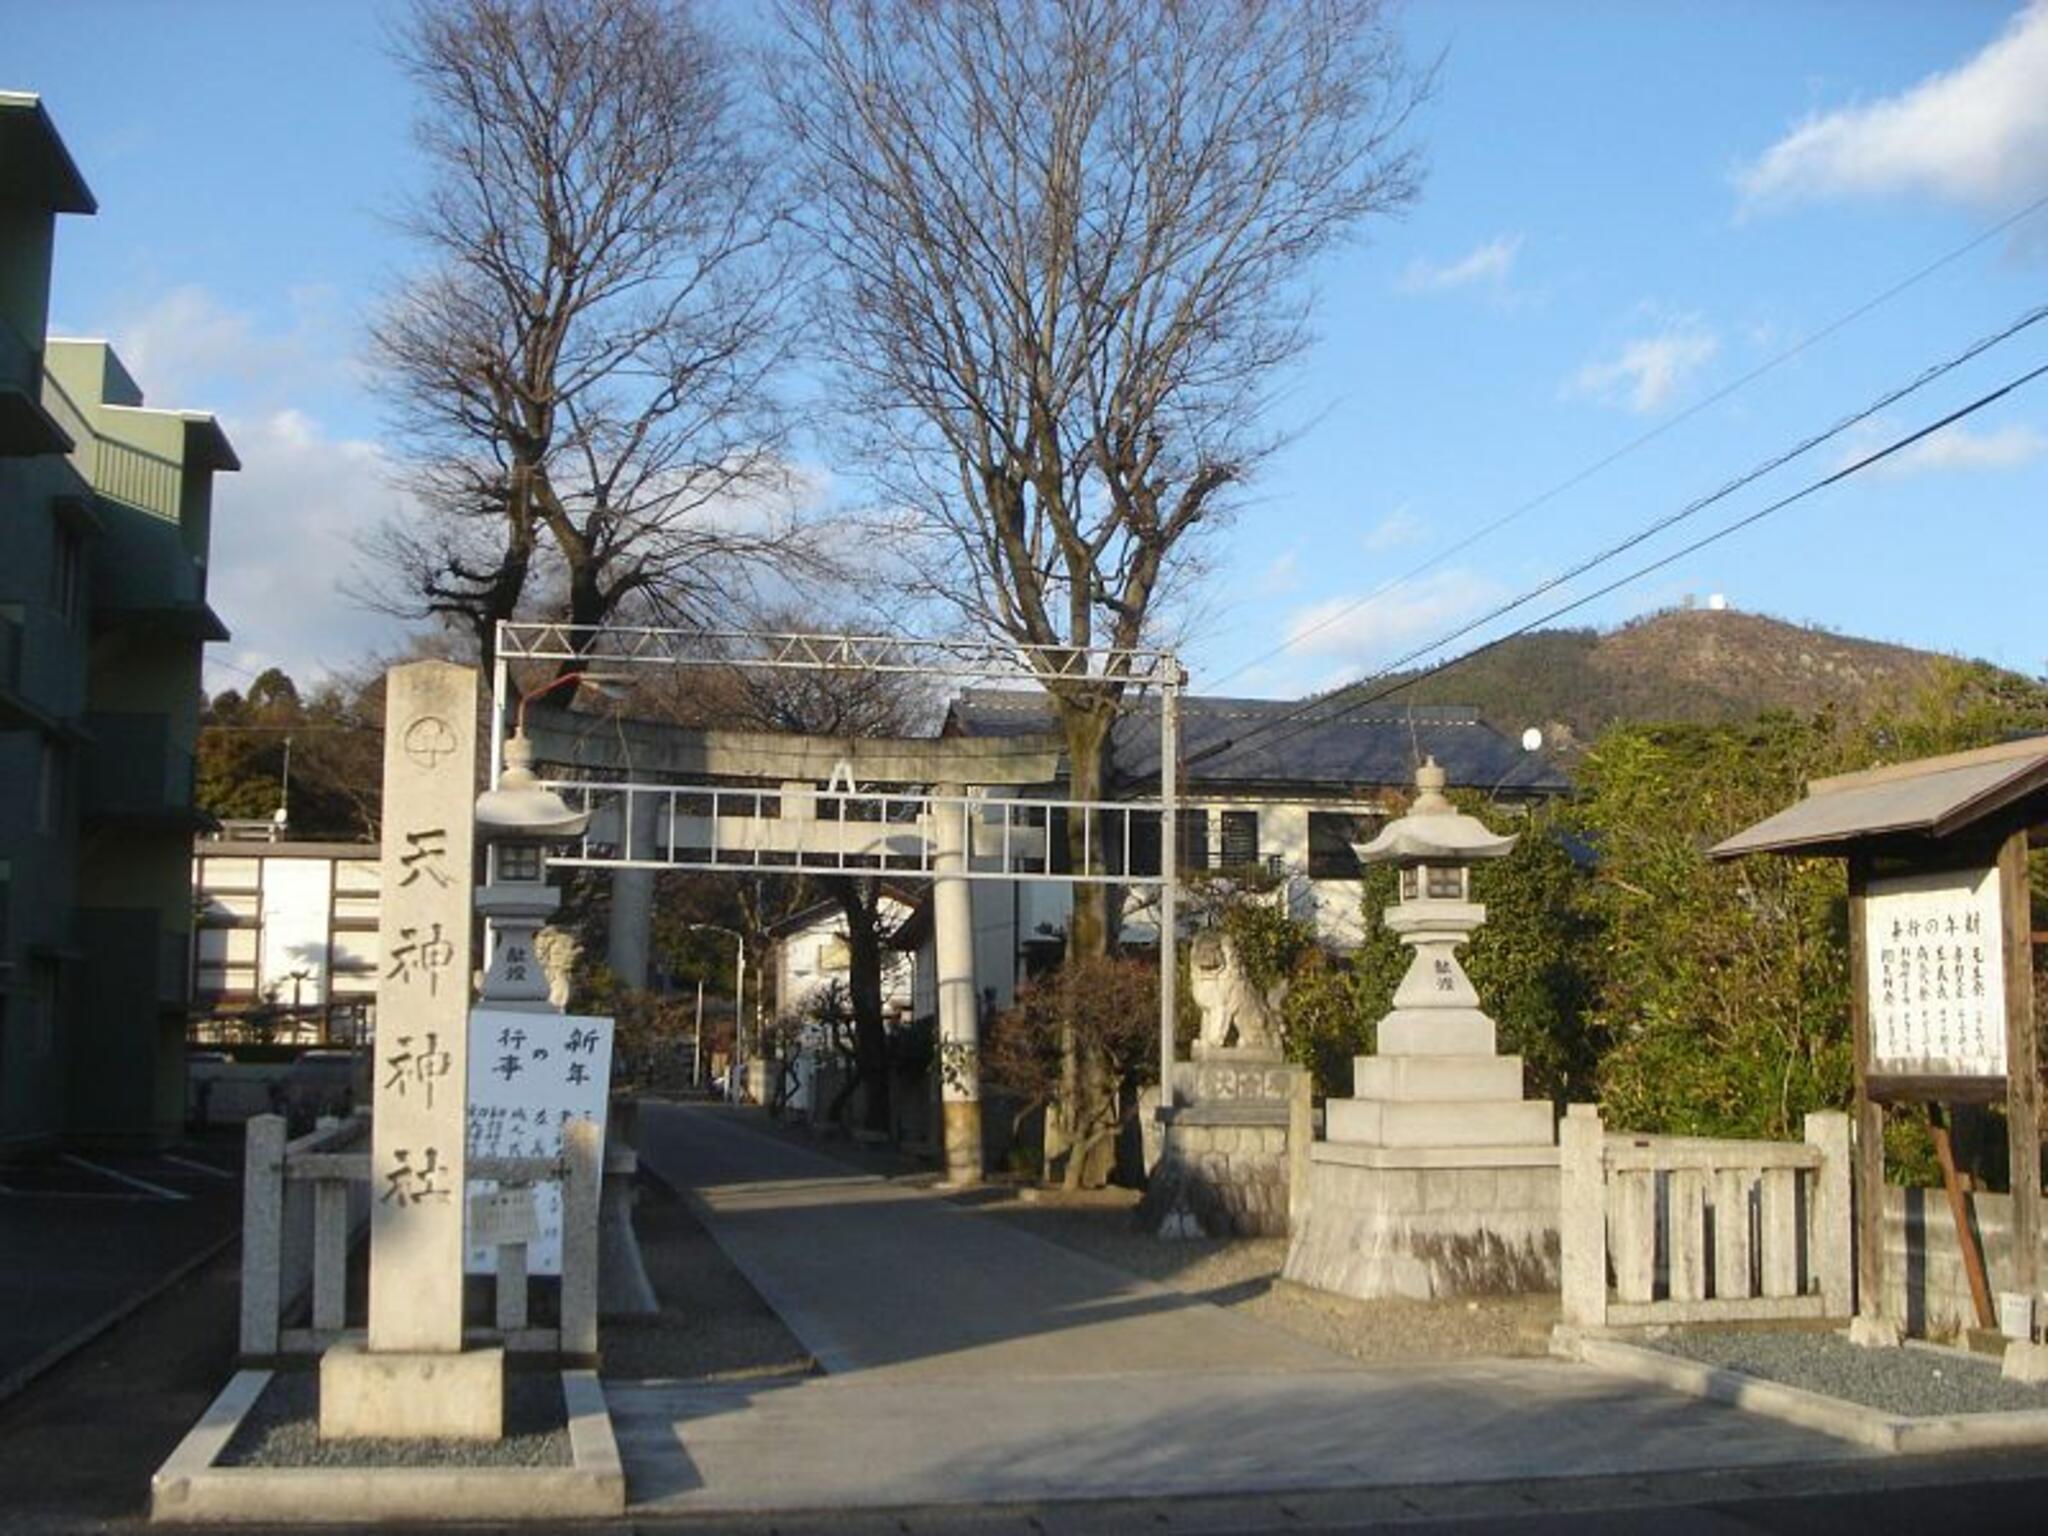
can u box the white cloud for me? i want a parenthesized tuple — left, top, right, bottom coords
(1255, 547, 1303, 598)
(1845, 420, 2048, 478)
(101, 283, 349, 410)
(1362, 505, 1426, 554)
(1398, 235, 1522, 295)
(1737, 2, 2048, 212)
(72, 284, 413, 685)
(1567, 320, 1720, 414)
(1280, 568, 1506, 672)
(204, 411, 419, 686)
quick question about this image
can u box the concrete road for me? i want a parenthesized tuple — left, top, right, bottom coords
(0, 1134, 243, 1402)
(619, 1104, 1874, 1518)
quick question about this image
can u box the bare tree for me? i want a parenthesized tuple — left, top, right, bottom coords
(369, 0, 807, 677)
(775, 0, 1426, 959)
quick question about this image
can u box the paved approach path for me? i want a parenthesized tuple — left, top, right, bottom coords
(615, 1103, 1868, 1516)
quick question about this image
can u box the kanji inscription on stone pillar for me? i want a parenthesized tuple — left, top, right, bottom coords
(369, 661, 478, 1352)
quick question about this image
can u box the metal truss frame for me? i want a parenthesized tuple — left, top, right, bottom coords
(491, 622, 1188, 1090)
(495, 622, 1178, 684)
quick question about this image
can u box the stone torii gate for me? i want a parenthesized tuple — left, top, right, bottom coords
(494, 624, 1187, 1184)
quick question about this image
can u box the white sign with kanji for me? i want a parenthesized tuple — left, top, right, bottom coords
(463, 1007, 614, 1275)
(1864, 865, 2007, 1079)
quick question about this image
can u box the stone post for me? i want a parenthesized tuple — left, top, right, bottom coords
(932, 783, 981, 1183)
(240, 1114, 285, 1358)
(1559, 1104, 1607, 1328)
(1806, 1111, 1852, 1318)
(321, 660, 502, 1440)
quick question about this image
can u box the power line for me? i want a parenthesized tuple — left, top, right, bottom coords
(1201, 186, 2048, 693)
(1180, 300, 2048, 770)
(1198, 356, 2048, 771)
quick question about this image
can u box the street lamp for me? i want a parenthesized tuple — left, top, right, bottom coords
(681, 922, 746, 1093)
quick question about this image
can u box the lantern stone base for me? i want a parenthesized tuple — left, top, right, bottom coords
(318, 1344, 504, 1441)
(1138, 1057, 1310, 1239)
(1283, 1143, 1561, 1300)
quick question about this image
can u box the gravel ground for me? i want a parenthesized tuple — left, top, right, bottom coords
(1650, 1328, 2048, 1417)
(219, 1371, 570, 1468)
(599, 1168, 817, 1383)
(964, 1187, 1559, 1362)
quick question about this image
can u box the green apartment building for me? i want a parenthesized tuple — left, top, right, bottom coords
(2, 93, 239, 1149)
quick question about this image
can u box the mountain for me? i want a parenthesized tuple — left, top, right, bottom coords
(1376, 607, 1974, 752)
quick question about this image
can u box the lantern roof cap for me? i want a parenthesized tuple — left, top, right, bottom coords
(475, 733, 592, 841)
(1355, 757, 1517, 865)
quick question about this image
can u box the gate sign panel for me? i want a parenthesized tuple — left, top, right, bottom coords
(1864, 865, 2007, 1080)
(463, 1007, 613, 1275)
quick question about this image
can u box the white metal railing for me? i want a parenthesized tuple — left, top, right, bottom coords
(239, 1112, 604, 1359)
(1559, 1104, 1852, 1328)
(544, 778, 1174, 885)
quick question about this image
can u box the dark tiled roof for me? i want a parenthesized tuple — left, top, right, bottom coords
(946, 690, 1570, 795)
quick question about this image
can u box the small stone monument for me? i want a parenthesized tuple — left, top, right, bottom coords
(1141, 927, 1310, 1239)
(1282, 758, 1560, 1299)
(321, 661, 503, 1439)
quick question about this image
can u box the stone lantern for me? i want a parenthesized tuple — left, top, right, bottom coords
(1354, 755, 1516, 1056)
(474, 732, 590, 1013)
(1280, 754, 1560, 1302)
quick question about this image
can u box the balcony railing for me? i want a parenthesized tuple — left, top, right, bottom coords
(92, 434, 185, 524)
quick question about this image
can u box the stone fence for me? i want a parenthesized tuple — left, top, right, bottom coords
(1559, 1105, 1852, 1328)
(1883, 1186, 2048, 1340)
(239, 1112, 603, 1361)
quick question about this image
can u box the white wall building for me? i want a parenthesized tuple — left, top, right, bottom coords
(190, 832, 381, 1040)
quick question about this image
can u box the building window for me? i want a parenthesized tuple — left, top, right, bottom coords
(1219, 810, 1259, 869)
(52, 524, 83, 625)
(1123, 808, 1213, 876)
(1307, 812, 1373, 880)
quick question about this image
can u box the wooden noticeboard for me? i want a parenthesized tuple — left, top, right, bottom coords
(1715, 737, 2048, 1332)
(1848, 831, 2040, 1321)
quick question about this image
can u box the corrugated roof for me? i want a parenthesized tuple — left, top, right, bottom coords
(1711, 736, 2048, 858)
(946, 689, 1570, 795)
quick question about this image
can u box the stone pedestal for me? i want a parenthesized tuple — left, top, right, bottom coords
(1140, 1051, 1308, 1238)
(1284, 1028, 1561, 1299)
(319, 1343, 505, 1441)
(1285, 1141, 1559, 1299)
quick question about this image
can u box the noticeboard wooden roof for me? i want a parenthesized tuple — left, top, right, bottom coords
(1710, 735, 2048, 860)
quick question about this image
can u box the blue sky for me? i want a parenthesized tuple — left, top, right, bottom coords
(10, 1, 2048, 696)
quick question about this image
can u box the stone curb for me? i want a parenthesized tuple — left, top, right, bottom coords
(149, 1368, 625, 1524)
(1561, 1330, 2048, 1455)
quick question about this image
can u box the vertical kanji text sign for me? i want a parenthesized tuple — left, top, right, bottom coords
(1862, 864, 2007, 1083)
(368, 661, 478, 1352)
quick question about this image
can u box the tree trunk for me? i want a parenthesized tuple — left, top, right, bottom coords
(830, 878, 893, 1137)
(1054, 700, 1118, 1186)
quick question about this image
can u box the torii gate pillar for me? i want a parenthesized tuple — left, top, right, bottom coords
(932, 782, 982, 1183)
(606, 794, 659, 989)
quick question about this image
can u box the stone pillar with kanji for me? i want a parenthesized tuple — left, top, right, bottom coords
(320, 660, 503, 1440)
